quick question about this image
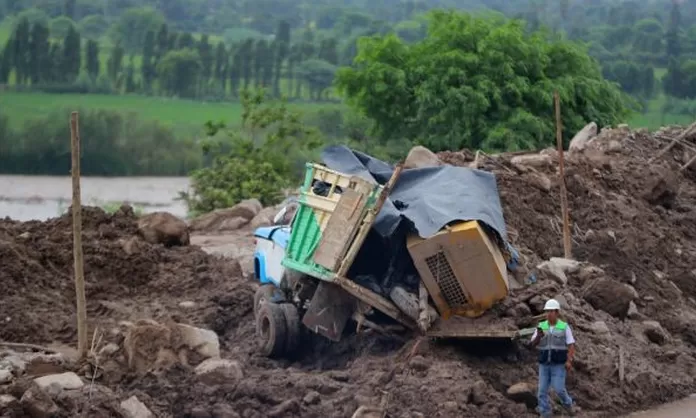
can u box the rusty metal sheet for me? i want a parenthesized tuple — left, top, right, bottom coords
(302, 281, 356, 342)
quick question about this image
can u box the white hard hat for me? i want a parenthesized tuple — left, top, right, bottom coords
(543, 299, 561, 311)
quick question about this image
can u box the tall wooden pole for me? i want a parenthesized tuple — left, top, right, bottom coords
(71, 111, 88, 358)
(554, 92, 572, 259)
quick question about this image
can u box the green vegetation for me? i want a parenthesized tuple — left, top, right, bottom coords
(180, 90, 322, 214)
(1, 0, 696, 182)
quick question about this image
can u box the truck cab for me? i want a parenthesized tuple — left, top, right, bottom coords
(253, 201, 296, 287)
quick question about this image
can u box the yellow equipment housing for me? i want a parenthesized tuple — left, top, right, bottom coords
(407, 220, 509, 319)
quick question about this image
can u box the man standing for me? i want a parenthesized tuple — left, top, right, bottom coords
(531, 298, 577, 417)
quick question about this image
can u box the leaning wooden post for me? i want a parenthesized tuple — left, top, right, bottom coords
(70, 111, 88, 358)
(554, 92, 572, 259)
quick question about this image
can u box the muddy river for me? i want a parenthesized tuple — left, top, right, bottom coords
(1, 175, 694, 416)
(0, 175, 190, 221)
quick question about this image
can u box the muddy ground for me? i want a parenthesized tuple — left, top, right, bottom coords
(3, 125, 696, 417)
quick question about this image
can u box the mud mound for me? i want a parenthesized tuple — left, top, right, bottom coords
(0, 206, 244, 345)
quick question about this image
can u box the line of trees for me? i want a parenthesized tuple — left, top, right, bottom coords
(0, 17, 345, 100)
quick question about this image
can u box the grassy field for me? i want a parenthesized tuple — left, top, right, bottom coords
(0, 92, 343, 129)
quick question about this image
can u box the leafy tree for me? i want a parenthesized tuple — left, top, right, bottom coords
(78, 15, 109, 40)
(155, 23, 169, 61)
(15, 8, 49, 27)
(239, 39, 253, 89)
(198, 34, 213, 92)
(13, 18, 30, 85)
(85, 39, 99, 79)
(50, 16, 76, 39)
(336, 11, 630, 152)
(142, 30, 156, 89)
(157, 48, 201, 98)
(182, 89, 322, 214)
(0, 38, 13, 84)
(62, 24, 81, 82)
(297, 59, 336, 100)
(176, 32, 195, 50)
(29, 21, 50, 84)
(273, 20, 291, 97)
(214, 41, 227, 90)
(666, 0, 681, 58)
(107, 42, 125, 84)
(64, 0, 75, 18)
(109, 7, 165, 52)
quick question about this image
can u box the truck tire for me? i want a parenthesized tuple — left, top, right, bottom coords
(254, 284, 277, 315)
(389, 285, 420, 321)
(280, 303, 301, 354)
(256, 303, 287, 358)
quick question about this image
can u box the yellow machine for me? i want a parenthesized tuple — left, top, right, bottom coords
(407, 221, 509, 320)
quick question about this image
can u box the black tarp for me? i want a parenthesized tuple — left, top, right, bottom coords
(321, 145, 508, 241)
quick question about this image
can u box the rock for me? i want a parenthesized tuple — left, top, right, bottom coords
(120, 396, 154, 418)
(643, 168, 678, 208)
(506, 382, 537, 407)
(0, 354, 26, 375)
(351, 406, 385, 418)
(303, 391, 321, 405)
(625, 285, 639, 300)
(189, 407, 212, 418)
(179, 301, 197, 309)
(99, 343, 120, 357)
(627, 301, 640, 319)
(175, 323, 221, 359)
(268, 399, 300, 417)
(211, 403, 241, 418)
(526, 172, 552, 191)
(404, 146, 442, 169)
(25, 353, 68, 376)
(591, 321, 610, 335)
(582, 278, 635, 318)
(195, 359, 243, 385)
(510, 154, 553, 168)
(549, 257, 582, 274)
(607, 140, 622, 153)
(190, 199, 262, 232)
(643, 321, 669, 345)
(536, 260, 568, 286)
(505, 303, 532, 318)
(0, 394, 19, 411)
(0, 368, 12, 383)
(34, 372, 84, 391)
(553, 294, 570, 310)
(409, 355, 430, 372)
(528, 296, 546, 313)
(137, 212, 190, 246)
(469, 380, 487, 405)
(442, 401, 459, 411)
(250, 210, 274, 229)
(568, 122, 598, 153)
(327, 370, 351, 382)
(577, 265, 605, 282)
(20, 384, 58, 418)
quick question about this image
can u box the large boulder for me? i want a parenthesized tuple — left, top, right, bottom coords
(20, 384, 58, 418)
(189, 199, 262, 232)
(582, 278, 636, 318)
(506, 382, 537, 408)
(137, 212, 189, 246)
(404, 146, 443, 169)
(34, 372, 84, 391)
(119, 396, 154, 418)
(568, 122, 598, 153)
(194, 359, 243, 385)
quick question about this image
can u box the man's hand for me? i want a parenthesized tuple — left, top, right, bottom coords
(565, 360, 572, 371)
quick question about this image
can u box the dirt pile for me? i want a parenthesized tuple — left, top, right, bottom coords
(5, 124, 696, 417)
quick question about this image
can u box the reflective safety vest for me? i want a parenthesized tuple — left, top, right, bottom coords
(537, 320, 569, 365)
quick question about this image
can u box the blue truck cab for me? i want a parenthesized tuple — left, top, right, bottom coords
(253, 225, 291, 287)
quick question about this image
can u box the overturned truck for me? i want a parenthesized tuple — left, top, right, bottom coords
(252, 146, 523, 357)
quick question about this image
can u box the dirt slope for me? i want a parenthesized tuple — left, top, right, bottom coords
(3, 125, 696, 417)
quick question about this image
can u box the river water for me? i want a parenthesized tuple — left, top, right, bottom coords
(0, 175, 190, 221)
(1, 175, 695, 416)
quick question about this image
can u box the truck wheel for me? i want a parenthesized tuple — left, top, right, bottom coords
(280, 304, 301, 354)
(254, 284, 277, 315)
(389, 285, 420, 321)
(256, 303, 287, 358)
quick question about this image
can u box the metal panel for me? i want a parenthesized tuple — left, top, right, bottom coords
(302, 281, 356, 342)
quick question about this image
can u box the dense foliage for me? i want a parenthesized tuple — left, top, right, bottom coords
(0, 108, 202, 175)
(181, 90, 322, 214)
(337, 11, 629, 152)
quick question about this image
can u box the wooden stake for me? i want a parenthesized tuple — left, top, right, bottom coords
(70, 111, 88, 358)
(554, 92, 572, 259)
(619, 346, 625, 385)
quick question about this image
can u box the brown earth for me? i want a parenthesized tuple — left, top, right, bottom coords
(3, 125, 696, 417)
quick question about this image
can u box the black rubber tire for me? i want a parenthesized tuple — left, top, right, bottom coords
(280, 304, 301, 354)
(389, 285, 420, 321)
(254, 284, 277, 315)
(256, 303, 287, 358)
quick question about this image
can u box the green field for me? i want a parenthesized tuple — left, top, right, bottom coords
(0, 92, 342, 129)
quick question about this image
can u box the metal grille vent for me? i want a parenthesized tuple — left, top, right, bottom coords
(425, 251, 467, 308)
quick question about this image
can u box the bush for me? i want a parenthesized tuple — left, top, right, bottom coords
(181, 90, 322, 215)
(0, 107, 202, 176)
